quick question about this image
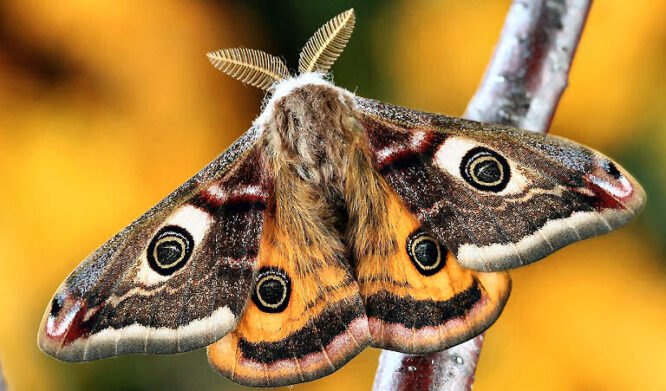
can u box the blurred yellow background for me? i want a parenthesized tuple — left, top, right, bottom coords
(0, 1, 664, 390)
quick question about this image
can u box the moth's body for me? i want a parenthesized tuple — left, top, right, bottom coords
(262, 76, 394, 269)
(39, 9, 645, 388)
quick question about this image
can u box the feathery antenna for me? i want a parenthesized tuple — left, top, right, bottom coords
(298, 9, 356, 74)
(208, 9, 355, 90)
(207, 48, 290, 91)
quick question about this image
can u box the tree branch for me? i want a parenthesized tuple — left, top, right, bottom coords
(465, 0, 592, 131)
(0, 358, 6, 391)
(371, 0, 592, 390)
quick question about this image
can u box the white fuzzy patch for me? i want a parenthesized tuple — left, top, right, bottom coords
(254, 73, 340, 127)
(205, 183, 227, 201)
(376, 132, 429, 166)
(376, 145, 401, 163)
(411, 131, 426, 149)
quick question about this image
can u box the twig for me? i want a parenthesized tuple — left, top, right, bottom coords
(0, 358, 6, 391)
(373, 336, 484, 391)
(371, 0, 592, 390)
(465, 0, 592, 131)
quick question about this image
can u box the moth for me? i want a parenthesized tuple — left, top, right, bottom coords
(39, 9, 645, 387)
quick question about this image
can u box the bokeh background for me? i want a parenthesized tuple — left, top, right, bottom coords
(1, 1, 664, 390)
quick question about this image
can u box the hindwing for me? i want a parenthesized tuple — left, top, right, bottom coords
(355, 189, 511, 353)
(207, 211, 371, 387)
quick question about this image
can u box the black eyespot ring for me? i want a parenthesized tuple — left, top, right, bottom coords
(460, 147, 511, 192)
(252, 267, 291, 313)
(407, 230, 446, 276)
(147, 225, 194, 276)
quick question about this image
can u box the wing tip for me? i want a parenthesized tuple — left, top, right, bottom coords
(38, 302, 238, 361)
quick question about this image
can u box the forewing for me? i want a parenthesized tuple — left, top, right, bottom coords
(354, 97, 645, 271)
(39, 127, 271, 360)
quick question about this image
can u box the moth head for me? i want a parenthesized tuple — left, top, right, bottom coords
(206, 9, 355, 91)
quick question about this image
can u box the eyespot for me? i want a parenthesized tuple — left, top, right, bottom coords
(252, 267, 291, 313)
(407, 230, 446, 276)
(460, 147, 511, 192)
(147, 225, 194, 276)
